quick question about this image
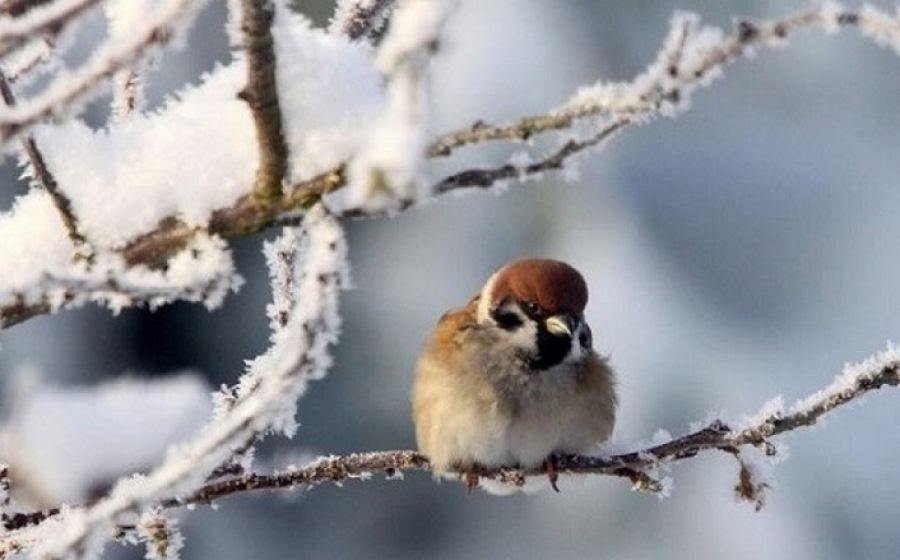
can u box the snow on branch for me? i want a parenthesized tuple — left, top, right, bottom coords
(426, 4, 878, 190)
(0, 3, 898, 555)
(20, 235, 242, 313)
(0, 69, 89, 255)
(2, 206, 348, 559)
(343, 0, 457, 212)
(4, 3, 900, 329)
(0, 0, 101, 59)
(0, 0, 209, 144)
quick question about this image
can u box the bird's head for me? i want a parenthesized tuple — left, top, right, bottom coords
(476, 258, 593, 370)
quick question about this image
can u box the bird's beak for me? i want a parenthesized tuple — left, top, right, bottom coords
(544, 313, 577, 338)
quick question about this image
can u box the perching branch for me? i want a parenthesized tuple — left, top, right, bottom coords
(238, 0, 289, 205)
(3, 345, 896, 535)
(162, 345, 900, 497)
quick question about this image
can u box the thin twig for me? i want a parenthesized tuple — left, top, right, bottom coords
(238, 0, 288, 205)
(0, 0, 101, 58)
(0, 68, 90, 256)
(111, 68, 142, 120)
(0, 0, 195, 144)
(427, 7, 861, 159)
(433, 120, 628, 194)
(0, 0, 52, 17)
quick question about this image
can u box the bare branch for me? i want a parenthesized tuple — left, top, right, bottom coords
(238, 0, 289, 205)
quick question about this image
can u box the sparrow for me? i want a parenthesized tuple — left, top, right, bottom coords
(411, 258, 617, 492)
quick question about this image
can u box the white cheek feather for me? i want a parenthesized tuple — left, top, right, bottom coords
(504, 316, 539, 353)
(476, 272, 539, 355)
(475, 270, 499, 323)
(562, 322, 589, 363)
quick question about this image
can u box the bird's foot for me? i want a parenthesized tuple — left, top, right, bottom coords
(453, 462, 486, 495)
(541, 455, 561, 493)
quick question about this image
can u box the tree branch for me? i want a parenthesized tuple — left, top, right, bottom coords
(0, 5, 896, 330)
(6, 207, 348, 559)
(165, 345, 900, 499)
(0, 0, 198, 144)
(238, 0, 289, 205)
(3, 345, 896, 535)
(0, 69, 91, 257)
(0, 166, 344, 328)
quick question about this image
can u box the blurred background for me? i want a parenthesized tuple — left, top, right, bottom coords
(1, 0, 899, 558)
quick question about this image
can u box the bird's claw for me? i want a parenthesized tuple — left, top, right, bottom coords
(454, 462, 484, 495)
(542, 455, 561, 492)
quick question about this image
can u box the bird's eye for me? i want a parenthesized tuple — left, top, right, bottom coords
(523, 301, 541, 317)
(491, 308, 523, 330)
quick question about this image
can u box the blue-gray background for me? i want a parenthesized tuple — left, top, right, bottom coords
(2, 0, 899, 558)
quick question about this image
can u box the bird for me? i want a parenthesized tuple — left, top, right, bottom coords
(411, 258, 617, 492)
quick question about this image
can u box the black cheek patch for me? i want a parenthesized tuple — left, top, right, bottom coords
(529, 329, 572, 371)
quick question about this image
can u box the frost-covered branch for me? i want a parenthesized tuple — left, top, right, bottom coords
(106, 2, 151, 121)
(344, 0, 456, 212)
(0, 69, 89, 255)
(329, 0, 395, 41)
(3, 344, 895, 535)
(28, 246, 241, 313)
(0, 0, 100, 58)
(424, 4, 877, 190)
(163, 344, 900, 505)
(144, 343, 900, 502)
(433, 120, 625, 194)
(238, 0, 289, 205)
(5, 3, 900, 329)
(0, 167, 343, 328)
(0, 0, 206, 143)
(1, 206, 348, 559)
